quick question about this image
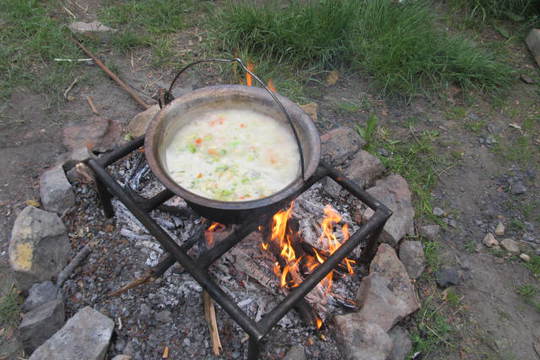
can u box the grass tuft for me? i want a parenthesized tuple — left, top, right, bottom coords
(214, 0, 512, 96)
(0, 287, 20, 327)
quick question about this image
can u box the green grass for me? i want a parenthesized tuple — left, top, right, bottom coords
(524, 255, 540, 277)
(516, 284, 540, 312)
(0, 0, 79, 101)
(449, 0, 540, 22)
(0, 287, 20, 327)
(214, 0, 512, 97)
(411, 297, 455, 356)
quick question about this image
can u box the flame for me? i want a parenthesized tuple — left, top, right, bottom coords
(204, 222, 223, 247)
(267, 79, 276, 92)
(246, 62, 254, 87)
(316, 317, 323, 330)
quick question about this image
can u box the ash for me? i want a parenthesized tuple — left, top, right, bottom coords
(62, 152, 368, 359)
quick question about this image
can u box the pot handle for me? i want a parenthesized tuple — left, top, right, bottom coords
(160, 58, 306, 181)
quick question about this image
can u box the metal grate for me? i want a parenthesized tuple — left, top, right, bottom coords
(85, 135, 391, 359)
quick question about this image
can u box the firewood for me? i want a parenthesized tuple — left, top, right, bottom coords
(203, 291, 222, 356)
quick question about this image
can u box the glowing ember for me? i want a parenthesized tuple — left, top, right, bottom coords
(316, 317, 323, 330)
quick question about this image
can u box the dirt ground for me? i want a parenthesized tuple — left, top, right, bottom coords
(1, 2, 539, 360)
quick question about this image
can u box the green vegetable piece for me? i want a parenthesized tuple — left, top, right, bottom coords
(187, 143, 197, 153)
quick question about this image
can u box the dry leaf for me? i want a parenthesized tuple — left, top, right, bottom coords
(325, 70, 339, 86)
(508, 123, 522, 130)
(299, 102, 318, 121)
(162, 346, 169, 359)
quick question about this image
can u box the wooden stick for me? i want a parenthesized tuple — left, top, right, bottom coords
(56, 245, 92, 286)
(203, 291, 222, 356)
(86, 96, 99, 115)
(71, 38, 151, 110)
(108, 272, 154, 297)
(63, 77, 79, 100)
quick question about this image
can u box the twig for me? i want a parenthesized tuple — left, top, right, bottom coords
(203, 291, 222, 356)
(108, 272, 154, 297)
(71, 37, 152, 110)
(63, 6, 76, 18)
(54, 58, 92, 63)
(56, 245, 92, 286)
(63, 77, 79, 100)
(86, 96, 99, 115)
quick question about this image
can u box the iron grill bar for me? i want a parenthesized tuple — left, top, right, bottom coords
(88, 159, 265, 339)
(98, 136, 145, 167)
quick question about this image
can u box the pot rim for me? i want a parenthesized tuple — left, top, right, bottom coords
(144, 84, 320, 211)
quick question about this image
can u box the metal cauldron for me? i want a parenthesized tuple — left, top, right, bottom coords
(145, 59, 320, 224)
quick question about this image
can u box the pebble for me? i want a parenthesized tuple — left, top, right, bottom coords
(519, 253, 531, 262)
(482, 233, 499, 248)
(494, 222, 505, 236)
(432, 207, 445, 217)
(511, 181, 527, 195)
(435, 267, 460, 288)
(500, 238, 520, 254)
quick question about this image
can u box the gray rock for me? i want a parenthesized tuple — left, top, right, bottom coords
(520, 253, 531, 262)
(366, 175, 415, 247)
(284, 344, 306, 360)
(321, 127, 366, 166)
(435, 267, 460, 288)
(356, 244, 420, 331)
(112, 356, 132, 360)
(39, 166, 75, 214)
(482, 233, 499, 248)
(69, 21, 116, 34)
(29, 306, 114, 360)
(520, 74, 535, 84)
(125, 105, 160, 137)
(500, 238, 520, 254)
(526, 28, 540, 67)
(344, 150, 385, 188)
(399, 241, 425, 279)
(322, 177, 343, 199)
(511, 181, 527, 195)
(388, 326, 412, 360)
(334, 314, 393, 360)
(418, 224, 440, 241)
(62, 147, 95, 173)
(22, 281, 59, 312)
(432, 207, 445, 217)
(9, 206, 70, 291)
(19, 299, 65, 353)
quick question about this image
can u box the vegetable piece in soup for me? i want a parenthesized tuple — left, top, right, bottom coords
(165, 109, 300, 201)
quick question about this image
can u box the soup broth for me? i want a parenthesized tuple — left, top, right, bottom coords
(165, 109, 300, 201)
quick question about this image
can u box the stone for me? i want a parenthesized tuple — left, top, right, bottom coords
(19, 299, 65, 353)
(22, 281, 59, 312)
(399, 241, 425, 279)
(320, 127, 366, 166)
(495, 222, 505, 236)
(388, 326, 412, 360)
(435, 267, 460, 288)
(125, 105, 160, 137)
(366, 175, 415, 247)
(69, 21, 116, 34)
(112, 356, 132, 360)
(500, 238, 519, 254)
(62, 147, 95, 172)
(29, 306, 114, 360)
(432, 207, 445, 217)
(344, 150, 385, 188)
(482, 233, 499, 248)
(299, 102, 318, 122)
(322, 177, 342, 199)
(9, 206, 70, 291)
(356, 244, 420, 331)
(418, 224, 440, 241)
(283, 344, 306, 360)
(63, 116, 122, 153)
(511, 181, 527, 195)
(520, 253, 531, 262)
(526, 29, 540, 67)
(39, 166, 75, 214)
(334, 314, 393, 360)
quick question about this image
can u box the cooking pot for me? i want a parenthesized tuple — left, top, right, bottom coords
(145, 59, 320, 224)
